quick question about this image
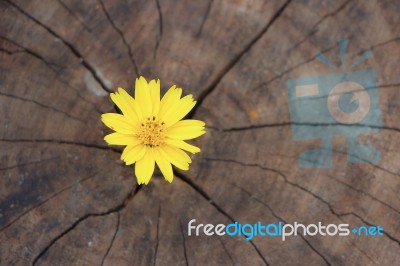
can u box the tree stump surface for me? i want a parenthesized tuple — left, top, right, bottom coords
(1, 0, 400, 265)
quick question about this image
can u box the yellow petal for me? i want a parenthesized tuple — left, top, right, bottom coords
(104, 132, 141, 146)
(165, 138, 200, 154)
(149, 79, 160, 116)
(163, 95, 196, 127)
(122, 144, 146, 165)
(135, 149, 155, 185)
(101, 113, 135, 134)
(166, 119, 206, 129)
(111, 87, 143, 121)
(158, 86, 182, 118)
(160, 145, 191, 171)
(167, 126, 206, 140)
(135, 76, 152, 118)
(154, 148, 174, 182)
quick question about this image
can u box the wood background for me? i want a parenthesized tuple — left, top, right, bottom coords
(1, 0, 399, 265)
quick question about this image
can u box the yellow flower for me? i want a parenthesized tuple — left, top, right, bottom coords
(101, 77, 206, 185)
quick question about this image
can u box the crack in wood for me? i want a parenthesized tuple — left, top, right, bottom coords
(196, 0, 213, 37)
(207, 140, 400, 184)
(0, 47, 64, 73)
(0, 157, 58, 172)
(325, 173, 400, 215)
(201, 157, 336, 216)
(154, 0, 163, 59)
(1, 36, 104, 114)
(338, 211, 400, 245)
(5, 177, 83, 228)
(0, 47, 14, 55)
(0, 138, 120, 153)
(329, 147, 400, 178)
(297, 83, 400, 103)
(233, 183, 332, 266)
(203, 158, 400, 245)
(289, 0, 354, 52)
(207, 121, 400, 179)
(0, 170, 95, 233)
(221, 156, 348, 230)
(101, 212, 120, 266)
(179, 219, 189, 266)
(247, 122, 396, 134)
(98, 0, 139, 76)
(252, 44, 337, 92)
(218, 238, 235, 265)
(31, 184, 140, 265)
(0, 37, 64, 72)
(209, 120, 400, 136)
(367, 36, 400, 52)
(188, 0, 292, 118)
(254, 35, 400, 92)
(56, 0, 93, 33)
(379, 83, 400, 88)
(351, 243, 379, 265)
(0, 92, 86, 123)
(174, 171, 270, 265)
(153, 205, 161, 266)
(5, 0, 113, 93)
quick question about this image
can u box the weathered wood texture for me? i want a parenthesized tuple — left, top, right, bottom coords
(1, 0, 400, 265)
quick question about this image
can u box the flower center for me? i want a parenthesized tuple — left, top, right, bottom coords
(137, 116, 166, 147)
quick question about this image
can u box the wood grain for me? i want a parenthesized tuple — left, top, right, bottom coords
(1, 0, 399, 265)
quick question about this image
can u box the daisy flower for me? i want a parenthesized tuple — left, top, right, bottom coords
(101, 77, 206, 185)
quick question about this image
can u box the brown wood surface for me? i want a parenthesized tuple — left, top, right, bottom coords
(1, 0, 400, 265)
